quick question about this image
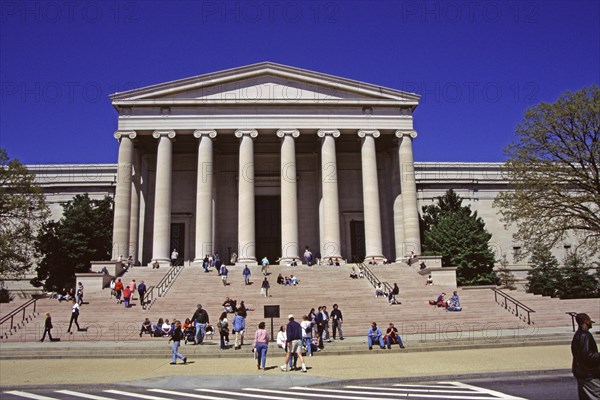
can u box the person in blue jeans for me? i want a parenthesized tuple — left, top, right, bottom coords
(253, 322, 270, 371)
(367, 321, 385, 350)
(169, 320, 187, 365)
(384, 322, 405, 349)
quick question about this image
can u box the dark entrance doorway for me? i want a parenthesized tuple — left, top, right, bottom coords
(170, 223, 185, 265)
(255, 196, 281, 264)
(350, 220, 366, 263)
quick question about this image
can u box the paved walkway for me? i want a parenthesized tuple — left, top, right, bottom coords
(0, 341, 573, 388)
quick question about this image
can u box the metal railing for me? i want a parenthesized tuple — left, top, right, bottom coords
(156, 263, 184, 297)
(0, 297, 41, 339)
(492, 288, 536, 325)
(355, 259, 394, 301)
(566, 312, 578, 332)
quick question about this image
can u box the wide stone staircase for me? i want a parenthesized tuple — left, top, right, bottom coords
(1, 261, 598, 356)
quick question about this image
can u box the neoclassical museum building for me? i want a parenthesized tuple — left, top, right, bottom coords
(29, 63, 542, 268)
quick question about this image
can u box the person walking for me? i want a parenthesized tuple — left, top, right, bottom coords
(331, 303, 344, 340)
(137, 280, 147, 309)
(40, 312, 54, 342)
(169, 320, 187, 365)
(233, 310, 246, 350)
(280, 315, 307, 372)
(243, 265, 251, 285)
(76, 282, 84, 305)
(114, 278, 123, 304)
(253, 321, 270, 371)
(571, 313, 600, 399)
(66, 299, 81, 334)
(220, 264, 229, 286)
(261, 277, 270, 297)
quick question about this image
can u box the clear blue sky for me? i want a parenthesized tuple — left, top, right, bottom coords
(1, 0, 598, 164)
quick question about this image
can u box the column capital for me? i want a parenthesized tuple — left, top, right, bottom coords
(276, 129, 300, 138)
(358, 129, 380, 139)
(317, 129, 340, 138)
(152, 130, 176, 139)
(113, 130, 137, 140)
(235, 129, 258, 139)
(395, 129, 418, 139)
(193, 129, 217, 139)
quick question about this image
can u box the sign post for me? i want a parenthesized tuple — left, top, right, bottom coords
(263, 305, 280, 342)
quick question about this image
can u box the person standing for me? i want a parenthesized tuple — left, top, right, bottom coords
(191, 304, 209, 344)
(76, 282, 84, 305)
(253, 321, 270, 371)
(571, 313, 600, 399)
(321, 305, 331, 343)
(261, 256, 269, 276)
(217, 312, 230, 350)
(123, 285, 131, 308)
(203, 254, 209, 272)
(114, 278, 123, 303)
(137, 280, 147, 309)
(261, 277, 270, 297)
(280, 315, 307, 372)
(304, 246, 312, 266)
(171, 248, 179, 266)
(331, 304, 344, 340)
(233, 310, 246, 350)
(66, 299, 81, 334)
(40, 312, 54, 342)
(168, 320, 187, 365)
(301, 315, 313, 357)
(243, 265, 251, 285)
(129, 279, 137, 301)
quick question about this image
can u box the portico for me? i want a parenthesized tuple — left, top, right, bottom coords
(110, 62, 422, 266)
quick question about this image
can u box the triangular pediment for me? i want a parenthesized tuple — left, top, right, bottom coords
(111, 62, 420, 105)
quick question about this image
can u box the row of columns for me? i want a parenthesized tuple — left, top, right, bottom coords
(111, 129, 421, 265)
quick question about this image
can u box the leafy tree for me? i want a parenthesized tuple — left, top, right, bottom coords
(494, 85, 600, 256)
(422, 189, 497, 286)
(0, 149, 48, 279)
(32, 194, 113, 290)
(525, 245, 561, 297)
(558, 253, 599, 299)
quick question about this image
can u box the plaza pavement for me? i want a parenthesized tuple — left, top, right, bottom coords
(0, 333, 575, 389)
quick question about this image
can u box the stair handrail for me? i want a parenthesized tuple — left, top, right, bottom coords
(156, 263, 184, 298)
(492, 288, 536, 325)
(566, 312, 578, 332)
(0, 297, 40, 339)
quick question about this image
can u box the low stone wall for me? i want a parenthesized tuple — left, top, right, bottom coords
(75, 273, 111, 294)
(90, 261, 125, 277)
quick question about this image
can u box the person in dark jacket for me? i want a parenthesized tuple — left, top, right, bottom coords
(571, 313, 600, 399)
(280, 315, 307, 372)
(40, 312, 54, 342)
(169, 320, 187, 365)
(137, 281, 147, 309)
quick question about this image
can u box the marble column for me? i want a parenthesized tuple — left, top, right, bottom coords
(236, 129, 258, 264)
(151, 130, 176, 264)
(318, 129, 342, 260)
(396, 130, 421, 255)
(358, 129, 384, 262)
(111, 130, 136, 260)
(128, 146, 142, 264)
(193, 129, 217, 264)
(277, 129, 300, 264)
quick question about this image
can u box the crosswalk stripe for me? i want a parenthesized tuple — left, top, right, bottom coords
(4, 392, 59, 400)
(56, 390, 117, 399)
(104, 389, 171, 400)
(253, 387, 498, 400)
(392, 384, 465, 389)
(149, 388, 233, 400)
(195, 388, 289, 400)
(441, 382, 527, 400)
(310, 386, 473, 396)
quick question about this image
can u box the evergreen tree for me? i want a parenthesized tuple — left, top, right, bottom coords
(526, 245, 561, 297)
(32, 194, 113, 290)
(497, 254, 517, 290)
(558, 253, 599, 299)
(422, 189, 497, 286)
